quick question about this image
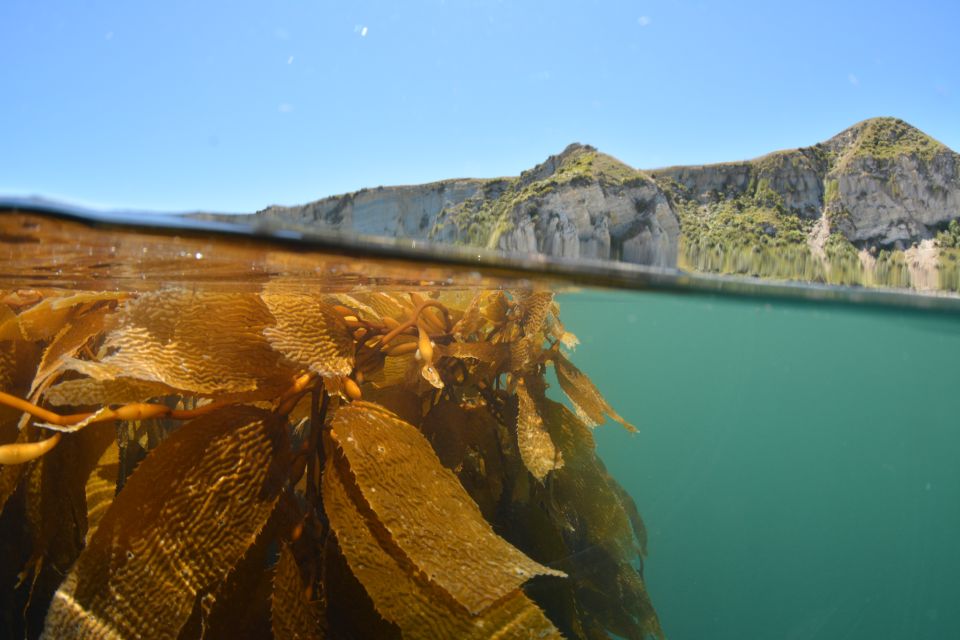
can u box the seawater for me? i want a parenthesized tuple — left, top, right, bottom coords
(557, 290, 960, 639)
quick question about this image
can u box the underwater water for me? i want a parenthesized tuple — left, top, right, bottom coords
(559, 291, 960, 639)
(1, 207, 958, 639)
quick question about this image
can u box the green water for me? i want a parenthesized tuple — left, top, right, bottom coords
(557, 291, 960, 639)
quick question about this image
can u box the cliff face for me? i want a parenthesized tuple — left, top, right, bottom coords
(256, 179, 489, 240)
(650, 118, 960, 290)
(430, 144, 678, 267)
(235, 117, 959, 291)
(253, 144, 680, 267)
(822, 119, 960, 247)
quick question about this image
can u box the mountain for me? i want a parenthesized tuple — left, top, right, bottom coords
(247, 143, 679, 267)
(213, 118, 960, 291)
(653, 118, 960, 289)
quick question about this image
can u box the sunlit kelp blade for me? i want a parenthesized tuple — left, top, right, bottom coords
(80, 424, 119, 544)
(323, 453, 562, 639)
(261, 292, 355, 378)
(13, 293, 126, 343)
(30, 304, 114, 398)
(44, 377, 179, 408)
(514, 291, 554, 334)
(19, 421, 119, 636)
(72, 291, 288, 395)
(326, 402, 564, 614)
(42, 406, 287, 639)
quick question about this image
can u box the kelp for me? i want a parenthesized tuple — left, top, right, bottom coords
(0, 285, 662, 639)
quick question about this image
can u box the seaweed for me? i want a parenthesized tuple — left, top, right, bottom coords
(0, 285, 662, 639)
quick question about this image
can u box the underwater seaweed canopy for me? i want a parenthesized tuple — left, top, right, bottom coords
(42, 407, 288, 639)
(325, 402, 564, 612)
(0, 279, 661, 639)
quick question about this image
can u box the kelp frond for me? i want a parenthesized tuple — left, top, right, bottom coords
(0, 286, 661, 639)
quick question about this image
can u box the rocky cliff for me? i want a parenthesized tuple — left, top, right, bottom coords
(651, 118, 960, 290)
(218, 117, 959, 291)
(251, 144, 680, 267)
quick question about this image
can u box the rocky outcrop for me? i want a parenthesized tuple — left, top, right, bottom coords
(245, 143, 680, 267)
(207, 117, 958, 288)
(654, 118, 959, 250)
(648, 118, 960, 290)
(654, 148, 828, 220)
(823, 123, 960, 248)
(255, 179, 490, 240)
(452, 145, 679, 267)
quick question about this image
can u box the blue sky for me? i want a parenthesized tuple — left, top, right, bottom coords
(2, 0, 957, 213)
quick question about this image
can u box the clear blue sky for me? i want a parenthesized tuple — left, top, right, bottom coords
(2, 0, 957, 213)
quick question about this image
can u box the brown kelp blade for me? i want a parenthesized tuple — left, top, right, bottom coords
(553, 351, 636, 431)
(516, 377, 564, 482)
(261, 293, 355, 378)
(539, 398, 663, 638)
(74, 291, 288, 395)
(326, 401, 565, 614)
(323, 455, 562, 639)
(42, 406, 287, 639)
(81, 424, 119, 544)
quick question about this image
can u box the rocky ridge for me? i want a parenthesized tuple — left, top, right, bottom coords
(229, 117, 960, 291)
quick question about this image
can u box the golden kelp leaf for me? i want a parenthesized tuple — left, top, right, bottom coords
(194, 512, 278, 640)
(0, 426, 31, 518)
(44, 377, 177, 407)
(81, 423, 119, 544)
(84, 291, 285, 395)
(0, 340, 16, 393)
(21, 421, 125, 635)
(0, 304, 19, 341)
(31, 304, 113, 396)
(271, 545, 322, 640)
(434, 341, 510, 368)
(361, 386, 423, 427)
(42, 406, 287, 639)
(328, 402, 564, 614)
(329, 293, 379, 321)
(515, 291, 553, 337)
(480, 291, 510, 325)
(16, 292, 124, 342)
(261, 294, 355, 377)
(323, 457, 562, 639)
(516, 378, 563, 482)
(451, 293, 485, 340)
(554, 352, 636, 432)
(509, 337, 537, 371)
(545, 304, 579, 349)
(1, 339, 43, 514)
(367, 353, 416, 389)
(357, 292, 409, 322)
